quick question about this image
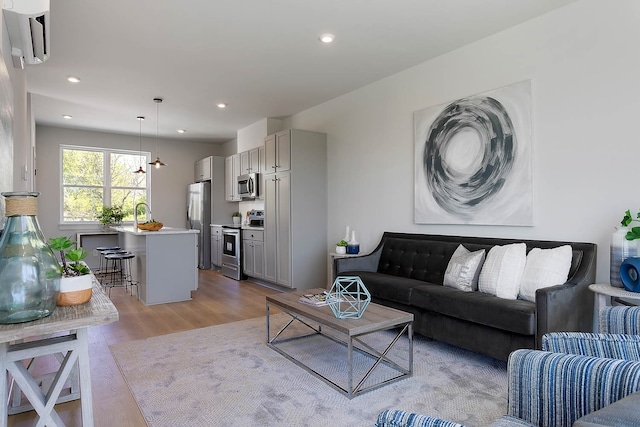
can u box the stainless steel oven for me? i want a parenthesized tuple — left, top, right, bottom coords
(221, 227, 242, 280)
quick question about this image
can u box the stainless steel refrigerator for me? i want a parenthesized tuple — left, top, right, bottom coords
(187, 181, 211, 269)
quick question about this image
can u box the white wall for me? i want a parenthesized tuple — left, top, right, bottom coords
(283, 0, 640, 283)
(236, 117, 282, 152)
(1, 2, 33, 228)
(35, 125, 226, 239)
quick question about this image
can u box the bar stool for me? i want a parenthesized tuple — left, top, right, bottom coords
(97, 248, 126, 285)
(103, 252, 138, 299)
(95, 246, 121, 279)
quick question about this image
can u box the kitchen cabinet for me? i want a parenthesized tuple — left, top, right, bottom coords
(211, 225, 223, 268)
(263, 129, 326, 290)
(242, 229, 264, 279)
(264, 130, 291, 174)
(264, 173, 290, 286)
(225, 154, 241, 201)
(239, 147, 261, 175)
(195, 156, 212, 182)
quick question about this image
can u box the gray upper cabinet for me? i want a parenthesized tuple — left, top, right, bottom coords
(240, 147, 261, 175)
(225, 154, 241, 201)
(264, 130, 291, 174)
(195, 156, 212, 182)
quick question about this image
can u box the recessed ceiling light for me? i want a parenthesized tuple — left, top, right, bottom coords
(319, 34, 335, 43)
(217, 103, 227, 109)
(62, 114, 72, 119)
(177, 129, 186, 133)
(66, 76, 81, 83)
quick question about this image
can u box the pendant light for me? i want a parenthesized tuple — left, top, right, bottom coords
(133, 116, 146, 174)
(149, 97, 166, 168)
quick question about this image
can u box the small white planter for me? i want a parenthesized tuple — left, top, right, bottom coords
(335, 246, 347, 255)
(58, 274, 93, 306)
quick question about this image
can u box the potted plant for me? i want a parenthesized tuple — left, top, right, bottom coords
(621, 209, 640, 240)
(232, 212, 242, 226)
(335, 239, 348, 255)
(48, 236, 93, 306)
(97, 205, 125, 229)
(610, 210, 640, 288)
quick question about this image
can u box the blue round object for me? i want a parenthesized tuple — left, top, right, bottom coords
(619, 257, 640, 293)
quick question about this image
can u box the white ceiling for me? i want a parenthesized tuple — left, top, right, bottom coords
(22, 0, 577, 144)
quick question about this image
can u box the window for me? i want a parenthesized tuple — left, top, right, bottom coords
(61, 146, 150, 223)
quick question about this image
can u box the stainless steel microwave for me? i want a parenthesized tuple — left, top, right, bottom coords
(237, 173, 259, 199)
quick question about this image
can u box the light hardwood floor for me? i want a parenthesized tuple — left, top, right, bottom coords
(8, 269, 281, 427)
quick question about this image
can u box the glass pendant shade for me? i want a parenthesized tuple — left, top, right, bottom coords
(0, 192, 60, 323)
(149, 98, 167, 167)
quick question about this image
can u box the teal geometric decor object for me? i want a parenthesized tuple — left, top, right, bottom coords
(327, 276, 371, 319)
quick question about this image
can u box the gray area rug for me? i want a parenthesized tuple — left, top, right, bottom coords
(110, 314, 507, 427)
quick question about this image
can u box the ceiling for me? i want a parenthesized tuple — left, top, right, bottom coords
(21, 0, 577, 144)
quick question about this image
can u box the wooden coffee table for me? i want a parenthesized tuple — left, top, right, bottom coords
(266, 289, 413, 398)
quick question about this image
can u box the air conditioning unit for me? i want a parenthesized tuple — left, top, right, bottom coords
(2, 0, 50, 68)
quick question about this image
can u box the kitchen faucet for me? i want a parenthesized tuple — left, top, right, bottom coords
(134, 202, 151, 228)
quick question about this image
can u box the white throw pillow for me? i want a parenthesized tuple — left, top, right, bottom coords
(518, 245, 573, 302)
(443, 245, 486, 292)
(478, 243, 527, 300)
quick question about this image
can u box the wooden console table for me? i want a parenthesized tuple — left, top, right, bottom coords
(0, 276, 118, 426)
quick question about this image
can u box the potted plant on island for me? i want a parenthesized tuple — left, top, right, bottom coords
(335, 239, 348, 255)
(48, 236, 93, 306)
(97, 205, 125, 229)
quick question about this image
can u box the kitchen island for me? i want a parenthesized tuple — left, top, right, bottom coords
(112, 226, 199, 305)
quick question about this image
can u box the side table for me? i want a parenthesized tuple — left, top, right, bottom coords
(0, 275, 118, 426)
(328, 252, 361, 288)
(588, 283, 640, 331)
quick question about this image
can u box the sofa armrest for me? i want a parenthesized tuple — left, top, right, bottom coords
(375, 410, 465, 427)
(599, 306, 640, 334)
(333, 245, 382, 278)
(573, 391, 640, 426)
(535, 246, 596, 347)
(505, 349, 640, 426)
(542, 332, 640, 360)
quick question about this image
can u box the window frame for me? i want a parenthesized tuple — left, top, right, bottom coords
(59, 144, 151, 227)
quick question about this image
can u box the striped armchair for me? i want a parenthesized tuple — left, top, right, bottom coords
(376, 306, 640, 427)
(542, 305, 640, 360)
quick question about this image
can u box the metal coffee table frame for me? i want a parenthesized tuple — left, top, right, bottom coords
(266, 291, 413, 399)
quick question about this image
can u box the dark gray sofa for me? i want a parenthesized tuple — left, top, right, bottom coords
(334, 232, 597, 361)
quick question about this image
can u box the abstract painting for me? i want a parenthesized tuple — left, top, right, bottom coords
(414, 80, 532, 225)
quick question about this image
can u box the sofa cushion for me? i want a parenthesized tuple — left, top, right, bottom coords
(410, 283, 536, 335)
(518, 245, 572, 302)
(443, 245, 486, 292)
(341, 271, 425, 305)
(479, 243, 526, 300)
(377, 238, 460, 284)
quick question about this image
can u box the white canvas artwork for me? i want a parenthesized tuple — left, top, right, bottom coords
(414, 80, 533, 225)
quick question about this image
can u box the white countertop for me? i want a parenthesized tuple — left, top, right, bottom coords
(112, 226, 200, 236)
